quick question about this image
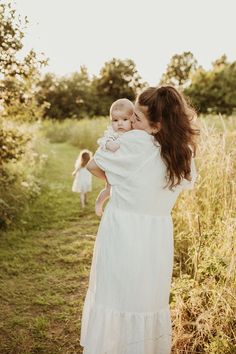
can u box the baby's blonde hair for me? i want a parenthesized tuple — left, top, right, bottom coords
(110, 98, 134, 118)
(75, 149, 92, 168)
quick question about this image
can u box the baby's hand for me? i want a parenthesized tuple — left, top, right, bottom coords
(72, 171, 76, 176)
(106, 140, 120, 152)
(95, 200, 103, 217)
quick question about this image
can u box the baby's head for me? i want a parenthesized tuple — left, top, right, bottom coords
(110, 98, 134, 133)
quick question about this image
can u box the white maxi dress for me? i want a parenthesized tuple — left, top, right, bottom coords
(80, 130, 196, 354)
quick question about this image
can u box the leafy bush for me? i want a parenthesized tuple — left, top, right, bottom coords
(0, 120, 31, 164)
(0, 120, 47, 228)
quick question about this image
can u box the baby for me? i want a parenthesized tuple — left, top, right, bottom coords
(95, 98, 134, 216)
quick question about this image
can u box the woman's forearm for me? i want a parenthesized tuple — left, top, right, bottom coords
(87, 158, 107, 181)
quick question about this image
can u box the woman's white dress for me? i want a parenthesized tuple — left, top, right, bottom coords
(80, 130, 196, 354)
(72, 167, 92, 193)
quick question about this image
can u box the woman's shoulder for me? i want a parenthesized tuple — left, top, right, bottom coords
(119, 129, 160, 151)
(119, 129, 152, 144)
(123, 129, 150, 137)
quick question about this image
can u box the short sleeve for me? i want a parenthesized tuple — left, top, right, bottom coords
(93, 130, 154, 185)
(181, 158, 197, 190)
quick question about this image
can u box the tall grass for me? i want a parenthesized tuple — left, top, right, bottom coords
(171, 115, 236, 353)
(41, 117, 109, 152)
(10, 114, 236, 353)
(42, 114, 236, 352)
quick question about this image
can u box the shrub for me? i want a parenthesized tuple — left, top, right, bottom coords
(0, 120, 47, 228)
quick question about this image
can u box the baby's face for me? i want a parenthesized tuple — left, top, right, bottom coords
(111, 109, 133, 133)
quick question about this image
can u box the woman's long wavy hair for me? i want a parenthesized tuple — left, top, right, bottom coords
(138, 85, 199, 189)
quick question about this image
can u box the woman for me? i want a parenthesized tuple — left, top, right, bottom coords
(80, 86, 199, 354)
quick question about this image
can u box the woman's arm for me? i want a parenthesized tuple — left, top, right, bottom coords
(86, 158, 107, 181)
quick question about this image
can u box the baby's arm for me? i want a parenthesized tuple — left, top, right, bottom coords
(95, 183, 111, 217)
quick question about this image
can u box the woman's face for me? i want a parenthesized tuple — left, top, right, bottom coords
(131, 102, 160, 134)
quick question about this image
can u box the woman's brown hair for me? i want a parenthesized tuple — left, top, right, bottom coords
(138, 85, 199, 189)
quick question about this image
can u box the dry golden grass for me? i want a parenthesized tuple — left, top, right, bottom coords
(171, 115, 236, 353)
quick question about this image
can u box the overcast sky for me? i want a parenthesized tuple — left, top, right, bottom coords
(13, 0, 236, 85)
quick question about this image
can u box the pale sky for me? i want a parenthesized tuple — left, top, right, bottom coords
(12, 0, 236, 85)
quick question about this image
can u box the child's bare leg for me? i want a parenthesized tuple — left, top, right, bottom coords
(80, 193, 85, 208)
(84, 193, 87, 205)
(95, 183, 111, 216)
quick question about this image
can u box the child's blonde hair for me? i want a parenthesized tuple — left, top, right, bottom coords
(75, 149, 92, 168)
(109, 98, 134, 118)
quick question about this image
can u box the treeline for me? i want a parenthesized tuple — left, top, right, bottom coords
(36, 60, 145, 119)
(1, 4, 236, 121)
(35, 53, 236, 119)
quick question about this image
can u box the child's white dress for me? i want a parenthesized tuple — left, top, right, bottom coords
(72, 167, 92, 193)
(80, 130, 197, 354)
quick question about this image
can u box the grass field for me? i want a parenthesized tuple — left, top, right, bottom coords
(0, 116, 235, 354)
(0, 142, 103, 354)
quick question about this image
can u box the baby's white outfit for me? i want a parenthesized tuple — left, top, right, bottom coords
(72, 167, 92, 193)
(97, 125, 122, 151)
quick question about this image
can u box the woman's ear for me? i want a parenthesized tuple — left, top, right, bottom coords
(152, 122, 161, 134)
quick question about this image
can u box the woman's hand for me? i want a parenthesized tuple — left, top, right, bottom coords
(105, 140, 120, 152)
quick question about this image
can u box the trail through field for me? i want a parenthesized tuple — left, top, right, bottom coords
(0, 143, 102, 354)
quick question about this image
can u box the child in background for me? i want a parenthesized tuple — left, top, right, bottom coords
(95, 98, 134, 216)
(72, 149, 93, 208)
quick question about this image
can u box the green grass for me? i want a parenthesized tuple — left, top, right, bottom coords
(0, 116, 236, 353)
(0, 142, 104, 354)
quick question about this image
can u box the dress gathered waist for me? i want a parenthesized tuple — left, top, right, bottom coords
(106, 202, 172, 218)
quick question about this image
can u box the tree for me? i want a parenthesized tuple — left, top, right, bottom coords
(0, 1, 48, 228)
(0, 2, 47, 121)
(184, 55, 236, 114)
(92, 58, 146, 115)
(0, 1, 25, 78)
(212, 54, 228, 70)
(37, 66, 96, 119)
(160, 51, 198, 89)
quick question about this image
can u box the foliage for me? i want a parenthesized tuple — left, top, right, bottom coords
(36, 67, 93, 120)
(0, 120, 47, 228)
(36, 58, 146, 120)
(160, 51, 198, 88)
(0, 120, 30, 164)
(0, 2, 48, 228)
(0, 1, 25, 78)
(185, 55, 236, 114)
(0, 2, 48, 122)
(92, 58, 147, 115)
